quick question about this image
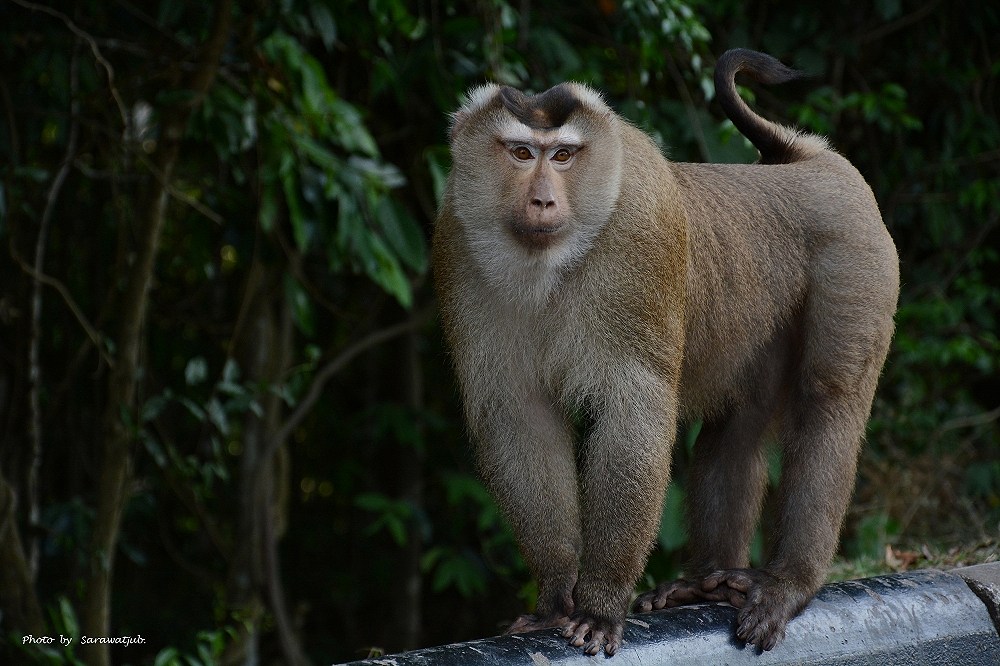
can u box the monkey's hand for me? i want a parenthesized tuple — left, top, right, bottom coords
(632, 578, 738, 611)
(702, 568, 812, 651)
(560, 612, 624, 656)
(504, 613, 571, 635)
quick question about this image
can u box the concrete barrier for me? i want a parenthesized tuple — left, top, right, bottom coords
(339, 564, 1000, 665)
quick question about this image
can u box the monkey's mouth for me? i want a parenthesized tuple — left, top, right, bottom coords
(508, 222, 565, 250)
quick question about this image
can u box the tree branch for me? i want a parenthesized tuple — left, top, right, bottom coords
(26, 43, 81, 579)
(137, 152, 225, 225)
(9, 0, 128, 127)
(263, 488, 310, 666)
(938, 404, 1000, 434)
(860, 0, 943, 44)
(0, 75, 20, 165)
(80, 2, 235, 664)
(12, 251, 114, 368)
(269, 307, 434, 462)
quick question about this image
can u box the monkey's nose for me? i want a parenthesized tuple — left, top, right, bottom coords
(530, 197, 557, 209)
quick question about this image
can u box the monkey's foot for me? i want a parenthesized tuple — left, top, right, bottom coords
(632, 576, 742, 612)
(504, 613, 570, 635)
(702, 568, 813, 651)
(561, 613, 624, 656)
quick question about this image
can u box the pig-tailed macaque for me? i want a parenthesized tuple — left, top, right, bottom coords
(432, 48, 899, 656)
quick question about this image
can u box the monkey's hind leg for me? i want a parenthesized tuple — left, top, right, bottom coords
(634, 339, 784, 615)
(633, 408, 772, 613)
(699, 392, 866, 651)
(702, 294, 895, 651)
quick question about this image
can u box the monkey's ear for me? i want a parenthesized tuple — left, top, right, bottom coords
(449, 110, 470, 144)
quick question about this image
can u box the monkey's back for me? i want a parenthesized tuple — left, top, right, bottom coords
(670, 152, 899, 418)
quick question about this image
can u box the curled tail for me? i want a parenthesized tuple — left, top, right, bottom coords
(715, 48, 828, 164)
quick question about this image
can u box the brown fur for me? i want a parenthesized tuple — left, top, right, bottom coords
(433, 50, 899, 656)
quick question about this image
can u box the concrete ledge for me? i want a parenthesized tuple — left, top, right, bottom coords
(338, 565, 1000, 665)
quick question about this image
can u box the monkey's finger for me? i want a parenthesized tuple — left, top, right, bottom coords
(584, 627, 623, 656)
(704, 569, 753, 593)
(582, 628, 605, 656)
(737, 611, 784, 652)
(725, 589, 748, 608)
(604, 623, 624, 656)
(633, 581, 703, 611)
(505, 614, 537, 634)
(559, 617, 581, 639)
(562, 619, 591, 647)
(701, 573, 722, 592)
(699, 585, 747, 608)
(563, 619, 623, 656)
(506, 613, 570, 634)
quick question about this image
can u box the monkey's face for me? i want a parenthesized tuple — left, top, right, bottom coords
(447, 83, 623, 292)
(497, 129, 582, 251)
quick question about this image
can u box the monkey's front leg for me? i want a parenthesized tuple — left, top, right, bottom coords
(562, 377, 676, 656)
(472, 389, 583, 633)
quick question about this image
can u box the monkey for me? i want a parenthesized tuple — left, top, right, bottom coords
(432, 48, 899, 656)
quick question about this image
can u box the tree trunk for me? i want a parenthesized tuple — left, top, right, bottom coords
(81, 143, 176, 666)
(395, 327, 425, 649)
(0, 472, 44, 636)
(224, 261, 309, 666)
(80, 5, 233, 664)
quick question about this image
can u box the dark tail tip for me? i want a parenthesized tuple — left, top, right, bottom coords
(715, 49, 816, 164)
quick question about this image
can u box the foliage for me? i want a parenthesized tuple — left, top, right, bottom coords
(0, 0, 996, 663)
(151, 627, 238, 666)
(13, 598, 86, 666)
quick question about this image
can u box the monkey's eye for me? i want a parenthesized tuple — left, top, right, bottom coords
(552, 148, 574, 163)
(511, 146, 534, 161)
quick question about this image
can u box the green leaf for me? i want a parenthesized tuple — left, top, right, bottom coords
(766, 444, 783, 486)
(218, 359, 243, 395)
(421, 546, 443, 570)
(330, 99, 380, 157)
(153, 647, 181, 666)
(259, 181, 280, 232)
(657, 484, 687, 551)
(750, 528, 764, 566)
(683, 420, 701, 455)
(282, 169, 311, 250)
(141, 393, 170, 423)
(185, 357, 209, 386)
(310, 3, 338, 50)
(348, 155, 406, 189)
(875, 0, 902, 20)
(375, 197, 427, 273)
(426, 148, 450, 207)
(206, 398, 229, 436)
(284, 275, 316, 337)
(355, 493, 414, 546)
(427, 550, 487, 597)
(57, 596, 79, 638)
(141, 434, 168, 468)
(292, 132, 342, 173)
(363, 232, 413, 307)
(964, 461, 1000, 498)
(852, 513, 901, 559)
(354, 493, 391, 512)
(178, 397, 207, 422)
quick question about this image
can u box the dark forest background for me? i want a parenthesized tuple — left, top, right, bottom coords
(0, 1, 997, 664)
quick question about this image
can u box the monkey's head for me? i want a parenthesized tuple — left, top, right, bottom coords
(447, 82, 624, 282)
